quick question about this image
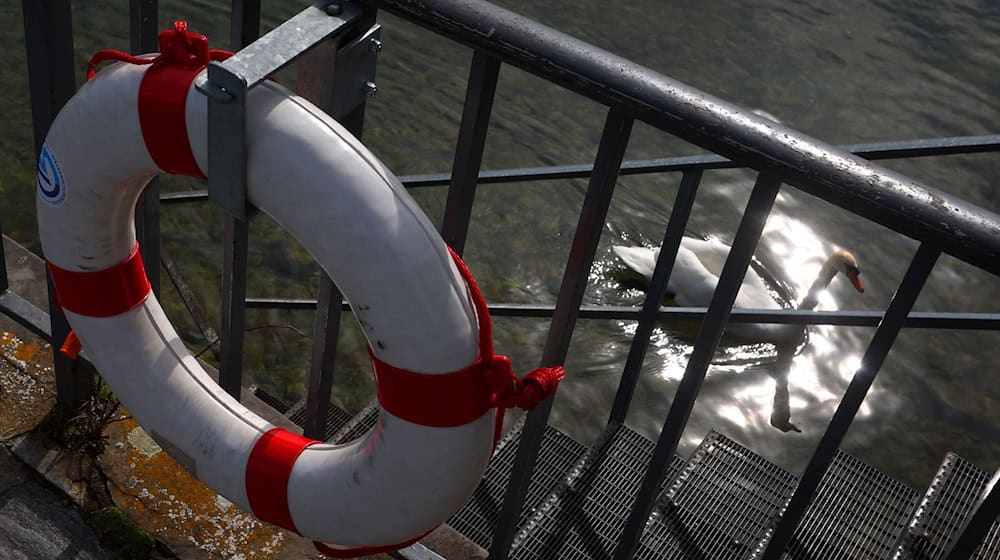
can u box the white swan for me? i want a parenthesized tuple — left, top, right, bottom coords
(612, 237, 864, 343)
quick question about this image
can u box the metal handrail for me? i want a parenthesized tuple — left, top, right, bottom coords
(370, 0, 1000, 278)
(239, 299, 1000, 331)
(157, 133, 1000, 203)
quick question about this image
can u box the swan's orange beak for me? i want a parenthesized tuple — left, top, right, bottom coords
(847, 270, 864, 293)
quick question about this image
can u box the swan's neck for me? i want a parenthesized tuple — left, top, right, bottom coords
(797, 257, 840, 310)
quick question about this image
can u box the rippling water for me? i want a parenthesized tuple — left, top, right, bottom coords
(1, 0, 997, 488)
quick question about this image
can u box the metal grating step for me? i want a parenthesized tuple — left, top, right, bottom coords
(510, 425, 685, 560)
(329, 401, 381, 444)
(638, 431, 797, 560)
(250, 385, 291, 414)
(449, 417, 588, 550)
(250, 386, 371, 442)
(894, 453, 1000, 560)
(778, 449, 919, 560)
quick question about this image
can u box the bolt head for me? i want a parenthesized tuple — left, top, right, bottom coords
(369, 38, 383, 53)
(325, 2, 343, 16)
(364, 81, 378, 97)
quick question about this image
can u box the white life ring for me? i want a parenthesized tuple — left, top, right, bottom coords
(36, 22, 562, 556)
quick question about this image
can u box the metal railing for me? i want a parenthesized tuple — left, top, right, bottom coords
(13, 1, 999, 559)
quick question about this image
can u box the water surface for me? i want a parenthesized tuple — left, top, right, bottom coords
(1, 0, 997, 488)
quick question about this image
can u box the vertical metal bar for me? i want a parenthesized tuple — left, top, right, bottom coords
(22, 0, 76, 157)
(608, 169, 702, 425)
(488, 107, 634, 559)
(299, 42, 341, 440)
(23, 0, 78, 405)
(760, 242, 941, 560)
(230, 0, 261, 51)
(219, 217, 250, 398)
(440, 50, 501, 255)
(130, 0, 161, 297)
(304, 275, 339, 440)
(0, 224, 8, 294)
(943, 468, 999, 560)
(296, 7, 377, 439)
(215, 2, 260, 399)
(613, 171, 783, 560)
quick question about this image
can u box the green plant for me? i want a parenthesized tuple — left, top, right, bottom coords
(87, 506, 157, 559)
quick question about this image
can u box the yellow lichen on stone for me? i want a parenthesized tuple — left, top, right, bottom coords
(13, 340, 40, 362)
(0, 331, 55, 439)
(102, 415, 287, 559)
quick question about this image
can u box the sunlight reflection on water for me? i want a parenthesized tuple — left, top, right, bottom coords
(604, 175, 877, 471)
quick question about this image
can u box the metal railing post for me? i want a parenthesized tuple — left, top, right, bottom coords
(22, 0, 79, 405)
(0, 224, 8, 294)
(230, 0, 261, 51)
(759, 242, 941, 559)
(608, 169, 702, 426)
(219, 217, 250, 398)
(613, 171, 783, 560)
(130, 0, 161, 297)
(488, 107, 634, 559)
(440, 51, 501, 255)
(213, 2, 259, 400)
(296, 5, 379, 440)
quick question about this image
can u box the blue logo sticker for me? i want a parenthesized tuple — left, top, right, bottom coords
(37, 143, 67, 207)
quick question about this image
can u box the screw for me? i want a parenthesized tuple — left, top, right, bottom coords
(364, 81, 378, 97)
(325, 2, 342, 16)
(369, 38, 383, 53)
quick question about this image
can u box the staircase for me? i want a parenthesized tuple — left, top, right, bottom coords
(252, 388, 998, 559)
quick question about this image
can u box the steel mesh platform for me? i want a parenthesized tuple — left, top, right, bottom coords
(894, 453, 999, 560)
(250, 385, 291, 413)
(295, 403, 356, 441)
(779, 449, 919, 560)
(510, 425, 684, 560)
(449, 417, 588, 550)
(328, 401, 381, 443)
(638, 431, 797, 560)
(250, 385, 992, 559)
(250, 386, 373, 442)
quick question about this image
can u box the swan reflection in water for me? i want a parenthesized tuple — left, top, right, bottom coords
(611, 216, 865, 434)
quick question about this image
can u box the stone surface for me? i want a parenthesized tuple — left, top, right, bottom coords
(0, 332, 55, 439)
(10, 432, 97, 509)
(420, 526, 488, 560)
(101, 414, 294, 560)
(0, 447, 112, 560)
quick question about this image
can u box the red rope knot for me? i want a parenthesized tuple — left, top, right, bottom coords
(86, 20, 232, 80)
(487, 355, 565, 411)
(158, 20, 210, 68)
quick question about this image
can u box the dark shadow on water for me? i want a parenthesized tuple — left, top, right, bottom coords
(767, 348, 801, 433)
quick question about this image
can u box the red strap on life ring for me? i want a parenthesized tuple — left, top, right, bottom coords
(245, 247, 564, 558)
(47, 242, 153, 358)
(87, 21, 233, 179)
(372, 247, 565, 440)
(245, 428, 320, 534)
(244, 427, 433, 557)
(47, 242, 152, 318)
(332, 248, 564, 557)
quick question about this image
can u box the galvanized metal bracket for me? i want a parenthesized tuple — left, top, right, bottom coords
(196, 0, 363, 219)
(331, 25, 382, 120)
